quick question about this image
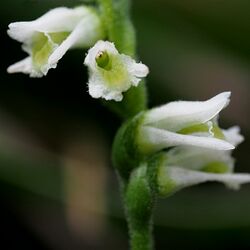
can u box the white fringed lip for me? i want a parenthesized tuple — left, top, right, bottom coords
(84, 40, 149, 101)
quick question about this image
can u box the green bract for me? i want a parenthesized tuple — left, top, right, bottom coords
(112, 112, 146, 180)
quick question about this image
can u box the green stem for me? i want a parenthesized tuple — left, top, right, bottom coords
(98, 0, 153, 248)
(124, 166, 155, 250)
(128, 222, 153, 250)
(98, 0, 135, 56)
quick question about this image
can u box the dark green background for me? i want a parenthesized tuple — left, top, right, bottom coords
(1, 0, 250, 249)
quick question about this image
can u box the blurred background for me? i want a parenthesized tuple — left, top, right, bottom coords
(1, 0, 250, 249)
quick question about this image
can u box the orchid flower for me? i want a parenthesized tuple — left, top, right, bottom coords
(84, 40, 149, 101)
(7, 6, 104, 77)
(139, 92, 235, 154)
(156, 126, 250, 196)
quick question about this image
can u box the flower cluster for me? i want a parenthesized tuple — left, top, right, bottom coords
(7, 5, 249, 198)
(112, 92, 250, 194)
(7, 7, 149, 102)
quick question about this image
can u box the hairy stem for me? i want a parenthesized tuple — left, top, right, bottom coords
(128, 221, 154, 250)
(99, 0, 153, 248)
(124, 166, 154, 250)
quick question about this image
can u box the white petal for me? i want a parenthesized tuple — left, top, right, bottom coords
(117, 55, 148, 87)
(48, 12, 102, 68)
(144, 92, 231, 131)
(167, 166, 250, 190)
(166, 146, 234, 171)
(7, 7, 90, 42)
(130, 76, 141, 86)
(7, 57, 42, 77)
(88, 76, 123, 101)
(122, 55, 149, 78)
(223, 126, 244, 147)
(130, 62, 149, 78)
(48, 19, 88, 67)
(140, 126, 234, 153)
(88, 82, 105, 99)
(71, 12, 104, 49)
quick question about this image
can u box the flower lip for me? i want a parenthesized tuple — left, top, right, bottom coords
(166, 166, 250, 191)
(223, 126, 244, 147)
(166, 145, 235, 172)
(140, 126, 235, 152)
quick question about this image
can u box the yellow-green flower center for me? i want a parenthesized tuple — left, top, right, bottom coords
(178, 123, 225, 139)
(97, 54, 130, 89)
(157, 164, 177, 197)
(202, 161, 230, 173)
(31, 32, 69, 71)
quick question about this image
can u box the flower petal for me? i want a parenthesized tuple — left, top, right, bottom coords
(167, 166, 250, 191)
(166, 146, 234, 171)
(120, 55, 149, 86)
(223, 126, 244, 147)
(7, 57, 43, 77)
(123, 55, 149, 80)
(48, 12, 103, 68)
(7, 7, 89, 42)
(144, 92, 231, 131)
(88, 77, 123, 101)
(140, 126, 234, 154)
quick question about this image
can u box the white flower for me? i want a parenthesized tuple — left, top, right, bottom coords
(157, 127, 250, 196)
(84, 40, 149, 101)
(7, 6, 104, 77)
(139, 92, 235, 153)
